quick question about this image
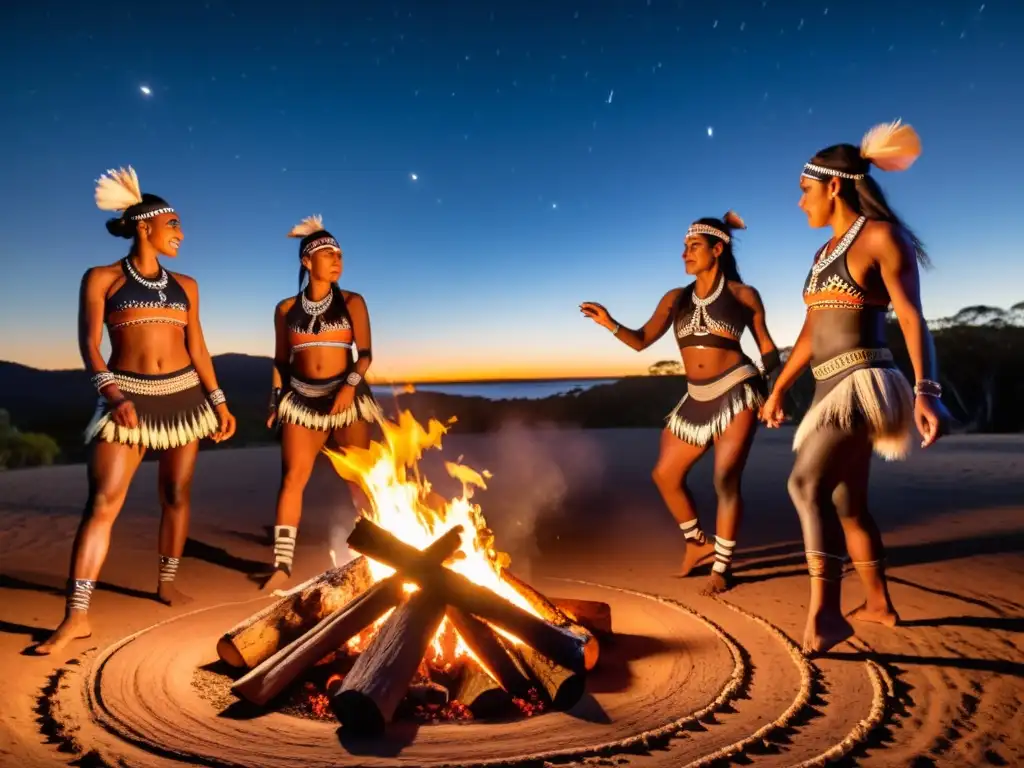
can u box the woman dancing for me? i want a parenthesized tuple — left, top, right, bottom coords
(760, 120, 949, 655)
(581, 212, 780, 593)
(261, 215, 383, 591)
(35, 167, 237, 655)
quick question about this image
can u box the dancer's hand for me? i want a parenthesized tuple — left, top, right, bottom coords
(213, 404, 237, 442)
(331, 385, 356, 415)
(579, 301, 614, 330)
(109, 398, 138, 429)
(759, 392, 785, 428)
(915, 394, 949, 449)
(266, 407, 278, 429)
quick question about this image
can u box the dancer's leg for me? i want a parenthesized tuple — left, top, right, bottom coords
(155, 441, 200, 606)
(651, 428, 714, 576)
(702, 409, 758, 595)
(832, 432, 900, 626)
(34, 441, 146, 654)
(261, 423, 330, 591)
(787, 425, 860, 655)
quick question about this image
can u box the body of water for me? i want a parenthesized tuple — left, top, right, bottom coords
(370, 378, 617, 401)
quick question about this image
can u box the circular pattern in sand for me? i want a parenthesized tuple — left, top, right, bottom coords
(78, 579, 745, 767)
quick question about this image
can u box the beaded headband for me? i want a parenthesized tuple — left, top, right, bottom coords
(301, 235, 341, 256)
(685, 223, 730, 243)
(128, 203, 176, 221)
(801, 162, 866, 182)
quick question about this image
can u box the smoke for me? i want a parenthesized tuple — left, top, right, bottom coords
(476, 420, 606, 578)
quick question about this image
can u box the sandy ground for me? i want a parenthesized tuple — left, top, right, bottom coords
(1, 425, 1022, 767)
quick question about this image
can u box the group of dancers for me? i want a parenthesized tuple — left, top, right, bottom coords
(34, 118, 948, 658)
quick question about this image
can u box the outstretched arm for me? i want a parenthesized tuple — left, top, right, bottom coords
(581, 288, 682, 351)
(736, 285, 780, 377)
(769, 313, 813, 397)
(181, 275, 236, 441)
(873, 223, 945, 446)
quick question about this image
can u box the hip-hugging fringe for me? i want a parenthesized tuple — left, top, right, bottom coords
(666, 373, 765, 447)
(793, 366, 914, 461)
(277, 392, 383, 431)
(84, 400, 218, 449)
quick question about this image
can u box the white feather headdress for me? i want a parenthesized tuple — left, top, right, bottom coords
(860, 119, 922, 172)
(95, 166, 143, 212)
(288, 215, 325, 238)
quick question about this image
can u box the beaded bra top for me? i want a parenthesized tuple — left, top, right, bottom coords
(674, 276, 748, 352)
(286, 286, 354, 360)
(104, 258, 189, 331)
(803, 216, 889, 311)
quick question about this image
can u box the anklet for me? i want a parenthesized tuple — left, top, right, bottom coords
(68, 579, 96, 612)
(159, 556, 180, 583)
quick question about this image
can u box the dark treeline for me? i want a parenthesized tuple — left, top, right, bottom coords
(1, 302, 1021, 466)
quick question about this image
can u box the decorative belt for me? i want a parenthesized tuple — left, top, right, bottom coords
(811, 348, 893, 381)
(289, 376, 343, 398)
(110, 368, 201, 397)
(687, 364, 759, 403)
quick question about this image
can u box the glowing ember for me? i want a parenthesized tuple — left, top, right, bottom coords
(324, 410, 541, 667)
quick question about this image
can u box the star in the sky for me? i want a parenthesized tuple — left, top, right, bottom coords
(410, 173, 418, 181)
(707, 126, 714, 138)
(139, 85, 152, 96)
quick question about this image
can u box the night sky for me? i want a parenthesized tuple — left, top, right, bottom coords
(1, 1, 1021, 381)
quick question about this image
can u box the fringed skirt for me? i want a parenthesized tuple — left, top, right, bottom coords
(84, 366, 218, 449)
(277, 373, 383, 432)
(793, 347, 914, 461)
(666, 362, 766, 447)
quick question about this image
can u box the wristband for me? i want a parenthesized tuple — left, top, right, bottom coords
(91, 371, 116, 393)
(346, 371, 363, 387)
(208, 388, 226, 407)
(269, 387, 282, 409)
(609, 323, 620, 334)
(913, 379, 942, 398)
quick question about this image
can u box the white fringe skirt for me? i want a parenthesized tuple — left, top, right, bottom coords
(666, 362, 766, 447)
(84, 366, 219, 450)
(793, 347, 914, 461)
(277, 372, 383, 432)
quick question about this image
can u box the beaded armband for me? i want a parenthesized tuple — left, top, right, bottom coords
(357, 347, 373, 362)
(346, 372, 363, 387)
(208, 388, 227, 407)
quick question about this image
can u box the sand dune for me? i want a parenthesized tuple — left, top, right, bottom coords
(1, 427, 1021, 766)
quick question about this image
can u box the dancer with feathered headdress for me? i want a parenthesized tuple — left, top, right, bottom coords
(581, 211, 781, 594)
(760, 120, 950, 655)
(34, 167, 237, 655)
(260, 215, 383, 591)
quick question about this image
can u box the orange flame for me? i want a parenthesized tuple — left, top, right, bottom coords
(323, 410, 537, 666)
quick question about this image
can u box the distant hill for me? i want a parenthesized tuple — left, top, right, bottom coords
(0, 355, 690, 464)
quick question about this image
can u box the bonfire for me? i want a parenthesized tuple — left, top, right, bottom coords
(214, 411, 609, 736)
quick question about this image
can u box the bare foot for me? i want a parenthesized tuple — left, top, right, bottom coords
(33, 612, 91, 656)
(260, 568, 291, 592)
(700, 570, 732, 596)
(674, 539, 715, 577)
(802, 609, 855, 656)
(157, 582, 194, 607)
(849, 602, 900, 627)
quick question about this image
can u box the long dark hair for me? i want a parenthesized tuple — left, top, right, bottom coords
(811, 143, 930, 267)
(693, 216, 743, 283)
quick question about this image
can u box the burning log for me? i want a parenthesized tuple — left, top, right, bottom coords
(502, 569, 600, 671)
(347, 518, 589, 674)
(510, 645, 586, 712)
(332, 589, 446, 735)
(217, 556, 373, 669)
(550, 597, 613, 636)
(231, 526, 465, 705)
(446, 607, 532, 698)
(456, 660, 515, 719)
